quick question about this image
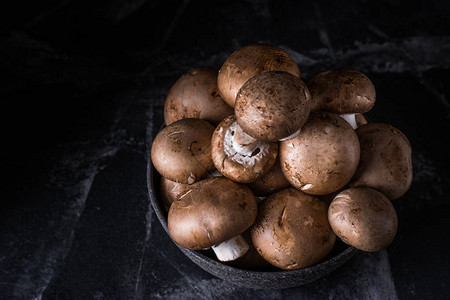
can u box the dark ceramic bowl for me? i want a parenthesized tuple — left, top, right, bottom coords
(147, 151, 358, 289)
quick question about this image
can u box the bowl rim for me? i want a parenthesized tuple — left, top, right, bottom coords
(146, 141, 358, 280)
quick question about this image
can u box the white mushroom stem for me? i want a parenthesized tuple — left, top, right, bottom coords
(211, 234, 249, 262)
(234, 125, 257, 146)
(340, 113, 358, 129)
(279, 128, 301, 141)
(223, 121, 271, 168)
(232, 125, 260, 155)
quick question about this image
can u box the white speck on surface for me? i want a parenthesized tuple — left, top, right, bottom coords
(279, 128, 301, 141)
(301, 184, 313, 191)
(178, 189, 192, 200)
(187, 173, 196, 184)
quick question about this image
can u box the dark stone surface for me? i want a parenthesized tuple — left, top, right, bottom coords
(1, 0, 449, 299)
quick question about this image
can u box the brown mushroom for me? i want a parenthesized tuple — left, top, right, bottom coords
(151, 118, 215, 184)
(218, 44, 301, 107)
(328, 187, 398, 252)
(280, 112, 360, 195)
(164, 67, 233, 126)
(349, 123, 413, 200)
(251, 188, 336, 270)
(307, 69, 376, 129)
(211, 115, 278, 183)
(168, 177, 258, 261)
(235, 71, 311, 142)
(160, 177, 191, 211)
(247, 156, 290, 197)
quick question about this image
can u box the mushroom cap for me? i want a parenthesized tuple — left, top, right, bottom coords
(164, 67, 233, 126)
(247, 156, 290, 197)
(307, 69, 376, 114)
(211, 115, 278, 183)
(235, 71, 311, 142)
(280, 112, 360, 195)
(168, 177, 258, 250)
(151, 118, 215, 184)
(218, 44, 301, 107)
(328, 187, 398, 252)
(349, 123, 413, 200)
(251, 188, 336, 270)
(160, 177, 191, 211)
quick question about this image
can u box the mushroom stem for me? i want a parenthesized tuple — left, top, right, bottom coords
(234, 125, 257, 146)
(226, 122, 264, 157)
(211, 235, 249, 261)
(232, 125, 260, 154)
(340, 113, 358, 129)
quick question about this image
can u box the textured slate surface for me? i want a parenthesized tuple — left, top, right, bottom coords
(1, 0, 449, 299)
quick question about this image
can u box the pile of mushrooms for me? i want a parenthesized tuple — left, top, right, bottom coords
(151, 44, 413, 271)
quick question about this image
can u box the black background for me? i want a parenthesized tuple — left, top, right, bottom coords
(1, 0, 449, 299)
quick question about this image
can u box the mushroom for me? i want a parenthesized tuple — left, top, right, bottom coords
(251, 188, 336, 270)
(168, 177, 258, 261)
(164, 67, 233, 126)
(235, 71, 311, 142)
(328, 187, 398, 252)
(217, 44, 301, 107)
(151, 118, 215, 184)
(211, 115, 278, 183)
(280, 112, 360, 195)
(160, 177, 191, 211)
(247, 156, 290, 197)
(307, 69, 376, 129)
(349, 123, 413, 200)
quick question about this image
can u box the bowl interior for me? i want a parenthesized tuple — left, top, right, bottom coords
(147, 151, 358, 289)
